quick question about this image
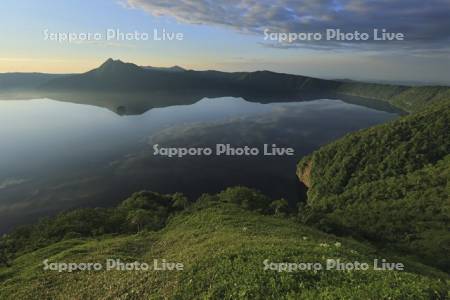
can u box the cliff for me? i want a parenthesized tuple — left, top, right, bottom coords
(296, 159, 312, 189)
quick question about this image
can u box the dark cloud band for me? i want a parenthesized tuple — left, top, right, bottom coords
(126, 0, 450, 52)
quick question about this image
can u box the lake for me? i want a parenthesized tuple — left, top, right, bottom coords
(0, 97, 398, 232)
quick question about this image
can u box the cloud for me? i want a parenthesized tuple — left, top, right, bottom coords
(125, 0, 450, 52)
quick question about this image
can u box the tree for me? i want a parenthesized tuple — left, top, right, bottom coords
(218, 186, 271, 212)
(127, 209, 155, 233)
(0, 238, 11, 267)
(270, 199, 289, 216)
(172, 193, 189, 210)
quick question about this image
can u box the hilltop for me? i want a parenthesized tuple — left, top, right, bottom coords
(0, 189, 448, 299)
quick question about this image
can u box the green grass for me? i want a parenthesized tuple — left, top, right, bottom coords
(1, 202, 448, 299)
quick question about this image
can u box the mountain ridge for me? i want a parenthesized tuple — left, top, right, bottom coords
(0, 58, 449, 113)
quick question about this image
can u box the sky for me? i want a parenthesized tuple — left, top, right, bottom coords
(0, 0, 449, 84)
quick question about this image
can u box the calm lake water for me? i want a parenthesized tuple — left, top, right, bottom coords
(0, 97, 398, 232)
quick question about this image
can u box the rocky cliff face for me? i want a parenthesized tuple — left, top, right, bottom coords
(296, 159, 312, 189)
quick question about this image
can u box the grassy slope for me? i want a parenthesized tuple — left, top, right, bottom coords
(0, 202, 448, 299)
(297, 99, 450, 270)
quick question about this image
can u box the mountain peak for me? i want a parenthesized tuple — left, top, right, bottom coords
(99, 58, 125, 68)
(95, 59, 142, 75)
(170, 65, 186, 72)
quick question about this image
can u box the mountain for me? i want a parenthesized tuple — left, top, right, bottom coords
(142, 65, 186, 72)
(0, 188, 448, 299)
(39, 58, 338, 95)
(297, 99, 450, 271)
(38, 59, 151, 91)
(0, 58, 449, 113)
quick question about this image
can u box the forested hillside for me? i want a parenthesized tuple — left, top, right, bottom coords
(336, 82, 450, 112)
(297, 99, 450, 270)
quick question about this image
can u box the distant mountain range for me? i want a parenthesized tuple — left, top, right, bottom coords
(0, 58, 449, 114)
(37, 58, 337, 94)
